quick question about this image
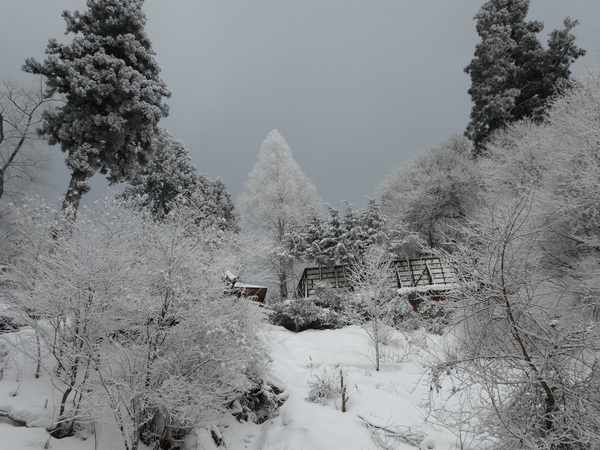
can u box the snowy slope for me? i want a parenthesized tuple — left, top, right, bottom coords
(0, 325, 465, 450)
(195, 325, 460, 450)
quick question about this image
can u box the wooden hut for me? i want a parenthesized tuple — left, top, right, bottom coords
(295, 257, 454, 309)
(392, 257, 453, 289)
(295, 264, 351, 298)
(227, 283, 267, 304)
(224, 272, 267, 304)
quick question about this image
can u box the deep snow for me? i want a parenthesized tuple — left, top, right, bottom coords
(0, 324, 469, 450)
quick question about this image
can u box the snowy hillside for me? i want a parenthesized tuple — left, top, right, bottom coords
(0, 324, 470, 450)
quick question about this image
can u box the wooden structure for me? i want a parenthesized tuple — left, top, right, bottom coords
(295, 264, 351, 298)
(224, 271, 267, 304)
(227, 283, 267, 304)
(392, 257, 453, 289)
(295, 257, 454, 300)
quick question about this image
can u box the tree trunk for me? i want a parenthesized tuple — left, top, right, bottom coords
(61, 170, 89, 219)
(279, 266, 288, 299)
(35, 331, 42, 379)
(340, 369, 347, 413)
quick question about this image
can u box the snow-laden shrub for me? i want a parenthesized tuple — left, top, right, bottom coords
(231, 381, 287, 424)
(306, 366, 351, 412)
(387, 296, 451, 335)
(5, 197, 270, 449)
(0, 314, 23, 334)
(269, 282, 352, 332)
(269, 298, 348, 332)
(311, 282, 348, 313)
(306, 367, 341, 404)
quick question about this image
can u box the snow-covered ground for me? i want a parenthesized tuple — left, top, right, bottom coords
(0, 325, 468, 450)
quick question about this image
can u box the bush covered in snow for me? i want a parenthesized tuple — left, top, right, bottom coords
(269, 280, 451, 335)
(387, 296, 452, 335)
(269, 283, 351, 332)
(269, 298, 348, 332)
(3, 197, 269, 449)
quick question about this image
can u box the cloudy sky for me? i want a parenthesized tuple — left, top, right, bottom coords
(1, 1, 599, 208)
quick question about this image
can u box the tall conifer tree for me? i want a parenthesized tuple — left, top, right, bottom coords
(121, 127, 237, 232)
(237, 129, 323, 299)
(465, 0, 584, 155)
(24, 0, 170, 215)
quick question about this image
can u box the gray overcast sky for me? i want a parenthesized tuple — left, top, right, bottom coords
(1, 1, 599, 208)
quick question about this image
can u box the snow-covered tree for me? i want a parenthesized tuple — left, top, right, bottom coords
(121, 127, 197, 218)
(433, 192, 600, 448)
(387, 220, 428, 260)
(287, 200, 392, 267)
(428, 70, 600, 448)
(5, 196, 266, 448)
(378, 136, 479, 249)
(465, 0, 584, 154)
(121, 127, 237, 231)
(6, 197, 151, 438)
(478, 70, 600, 281)
(348, 246, 398, 372)
(300, 206, 346, 267)
(23, 0, 170, 216)
(237, 129, 323, 299)
(95, 200, 262, 449)
(190, 175, 238, 232)
(345, 200, 389, 261)
(542, 71, 600, 254)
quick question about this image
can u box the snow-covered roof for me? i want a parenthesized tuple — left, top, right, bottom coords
(296, 257, 455, 298)
(396, 283, 458, 296)
(233, 283, 267, 290)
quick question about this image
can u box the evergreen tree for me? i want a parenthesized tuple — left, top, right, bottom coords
(122, 127, 195, 219)
(321, 205, 346, 265)
(465, 0, 584, 155)
(288, 205, 345, 268)
(350, 199, 388, 257)
(286, 213, 326, 266)
(23, 0, 170, 215)
(338, 200, 388, 265)
(237, 129, 323, 299)
(122, 127, 238, 231)
(288, 199, 391, 268)
(191, 176, 238, 232)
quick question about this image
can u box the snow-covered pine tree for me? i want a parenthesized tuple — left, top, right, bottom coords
(122, 127, 196, 219)
(237, 129, 323, 299)
(121, 127, 238, 231)
(344, 199, 388, 263)
(23, 0, 170, 215)
(286, 206, 342, 268)
(286, 212, 325, 265)
(318, 205, 345, 266)
(337, 203, 360, 265)
(191, 175, 238, 232)
(287, 200, 391, 268)
(465, 0, 584, 155)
